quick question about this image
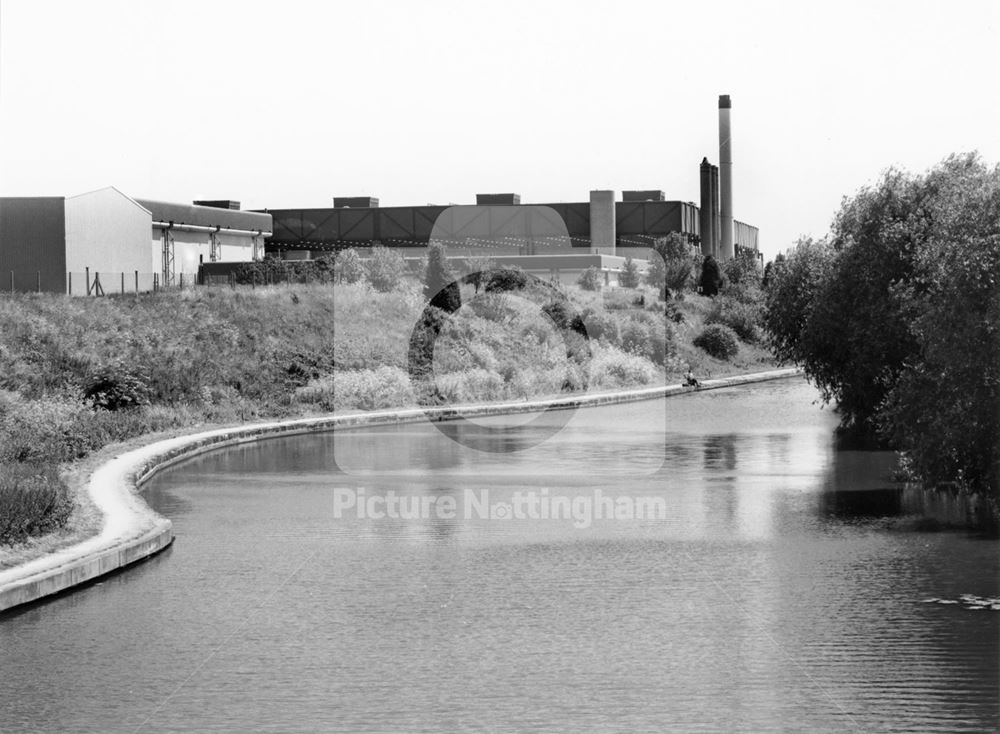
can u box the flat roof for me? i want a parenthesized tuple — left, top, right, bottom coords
(135, 199, 271, 232)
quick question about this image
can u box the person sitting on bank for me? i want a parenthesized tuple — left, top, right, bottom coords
(684, 367, 700, 388)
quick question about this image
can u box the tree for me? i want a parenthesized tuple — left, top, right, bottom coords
(463, 254, 495, 294)
(699, 255, 723, 296)
(577, 266, 602, 291)
(646, 234, 694, 299)
(424, 242, 462, 312)
(365, 246, 406, 293)
(336, 248, 365, 284)
(618, 257, 641, 288)
(763, 153, 1000, 503)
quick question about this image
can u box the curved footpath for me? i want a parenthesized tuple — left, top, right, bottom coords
(0, 367, 801, 612)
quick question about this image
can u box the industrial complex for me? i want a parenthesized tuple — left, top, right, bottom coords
(0, 95, 754, 293)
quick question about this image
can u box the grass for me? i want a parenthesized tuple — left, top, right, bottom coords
(0, 276, 776, 551)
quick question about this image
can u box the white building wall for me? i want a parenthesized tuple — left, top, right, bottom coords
(151, 227, 256, 285)
(65, 188, 152, 288)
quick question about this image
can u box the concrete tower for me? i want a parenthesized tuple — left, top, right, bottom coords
(719, 94, 734, 259)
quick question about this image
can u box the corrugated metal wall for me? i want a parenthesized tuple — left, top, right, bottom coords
(0, 197, 66, 293)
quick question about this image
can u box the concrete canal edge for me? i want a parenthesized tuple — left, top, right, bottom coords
(0, 367, 802, 612)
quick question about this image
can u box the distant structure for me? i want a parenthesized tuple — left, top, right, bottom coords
(718, 94, 734, 259)
(262, 96, 756, 260)
(0, 188, 271, 294)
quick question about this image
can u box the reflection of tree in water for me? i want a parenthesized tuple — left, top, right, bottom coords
(703, 434, 738, 473)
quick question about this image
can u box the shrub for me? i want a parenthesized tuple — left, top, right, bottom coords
(435, 369, 506, 403)
(617, 257, 641, 288)
(694, 324, 739, 360)
(485, 266, 528, 292)
(577, 266, 602, 291)
(699, 255, 723, 296)
(366, 246, 407, 293)
(620, 313, 673, 365)
(463, 255, 496, 294)
(724, 248, 762, 288)
(336, 248, 366, 284)
(83, 360, 150, 411)
(589, 345, 658, 388)
(295, 366, 413, 412)
(580, 309, 621, 345)
(705, 297, 760, 343)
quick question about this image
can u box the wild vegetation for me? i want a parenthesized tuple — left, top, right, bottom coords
(0, 242, 776, 546)
(763, 153, 999, 509)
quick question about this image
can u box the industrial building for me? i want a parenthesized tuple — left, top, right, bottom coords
(262, 96, 756, 261)
(0, 188, 271, 294)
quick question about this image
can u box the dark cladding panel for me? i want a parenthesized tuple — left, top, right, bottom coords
(476, 193, 520, 206)
(622, 190, 665, 202)
(0, 197, 66, 292)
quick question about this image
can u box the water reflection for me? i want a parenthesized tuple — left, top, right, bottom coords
(2, 378, 996, 734)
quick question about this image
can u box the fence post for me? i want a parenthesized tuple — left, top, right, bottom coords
(180, 272, 184, 289)
(154, 273, 159, 292)
(36, 271, 41, 293)
(135, 271, 139, 294)
(86, 267, 91, 296)
(121, 272, 125, 294)
(68, 272, 72, 296)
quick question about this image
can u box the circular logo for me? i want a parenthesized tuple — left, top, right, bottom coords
(407, 270, 592, 453)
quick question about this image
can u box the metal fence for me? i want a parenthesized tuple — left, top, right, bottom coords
(0, 270, 203, 296)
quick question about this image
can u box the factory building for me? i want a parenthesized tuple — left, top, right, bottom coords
(0, 188, 271, 294)
(263, 97, 756, 259)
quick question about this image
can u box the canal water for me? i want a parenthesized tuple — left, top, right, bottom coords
(1, 377, 997, 733)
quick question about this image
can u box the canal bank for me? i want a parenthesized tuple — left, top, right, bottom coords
(0, 367, 800, 612)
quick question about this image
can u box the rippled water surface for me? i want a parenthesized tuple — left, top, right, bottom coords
(1, 378, 997, 732)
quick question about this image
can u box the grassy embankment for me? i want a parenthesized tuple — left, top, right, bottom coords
(0, 276, 774, 557)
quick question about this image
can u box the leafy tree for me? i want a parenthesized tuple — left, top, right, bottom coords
(618, 257, 641, 288)
(577, 266, 602, 291)
(365, 246, 406, 293)
(463, 255, 495, 294)
(699, 255, 723, 296)
(646, 234, 694, 299)
(424, 242, 461, 312)
(485, 266, 528, 292)
(764, 153, 1000, 502)
(336, 248, 365, 284)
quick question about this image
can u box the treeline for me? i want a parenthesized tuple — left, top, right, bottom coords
(763, 153, 999, 505)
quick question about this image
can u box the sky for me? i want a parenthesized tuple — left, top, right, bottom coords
(1, 0, 997, 259)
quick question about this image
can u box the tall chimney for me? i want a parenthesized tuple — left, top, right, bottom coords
(719, 94, 734, 259)
(699, 158, 713, 256)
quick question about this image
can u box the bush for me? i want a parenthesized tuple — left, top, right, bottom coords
(620, 314, 673, 365)
(589, 345, 658, 388)
(577, 266, 602, 291)
(724, 248, 762, 288)
(485, 266, 528, 292)
(366, 246, 407, 293)
(617, 257, 641, 288)
(699, 255, 724, 296)
(336, 248, 365, 284)
(705, 297, 761, 343)
(83, 360, 150, 411)
(296, 366, 413, 412)
(694, 324, 739, 360)
(580, 309, 621, 345)
(463, 255, 495, 294)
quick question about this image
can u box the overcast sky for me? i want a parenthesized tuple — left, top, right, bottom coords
(1, 0, 997, 258)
